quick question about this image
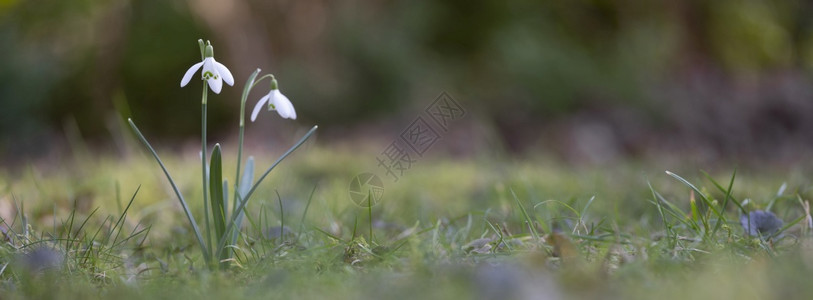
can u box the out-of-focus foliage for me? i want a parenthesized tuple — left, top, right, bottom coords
(2, 0, 813, 158)
(0, 0, 214, 155)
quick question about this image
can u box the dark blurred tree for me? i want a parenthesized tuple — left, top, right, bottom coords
(4, 0, 813, 158)
(0, 0, 215, 157)
(0, 0, 103, 156)
(119, 0, 223, 140)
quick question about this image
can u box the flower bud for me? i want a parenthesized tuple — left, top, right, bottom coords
(204, 44, 214, 58)
(270, 75, 278, 90)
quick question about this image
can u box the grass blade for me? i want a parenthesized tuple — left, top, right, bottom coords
(666, 171, 724, 221)
(769, 215, 806, 240)
(651, 189, 699, 231)
(648, 181, 674, 245)
(110, 186, 140, 247)
(297, 184, 317, 242)
(368, 189, 374, 243)
(706, 169, 736, 237)
(510, 188, 539, 241)
(276, 190, 284, 241)
(702, 170, 746, 214)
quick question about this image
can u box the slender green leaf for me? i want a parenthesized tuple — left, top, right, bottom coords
(210, 144, 226, 248)
(769, 215, 806, 239)
(276, 190, 284, 240)
(651, 190, 699, 231)
(110, 185, 140, 247)
(701, 170, 745, 214)
(368, 189, 374, 243)
(708, 169, 736, 237)
(511, 188, 539, 241)
(312, 226, 344, 242)
(215, 125, 318, 259)
(648, 181, 674, 245)
(230, 157, 255, 247)
(223, 179, 229, 220)
(689, 191, 710, 234)
(127, 118, 210, 263)
(238, 157, 255, 197)
(666, 171, 723, 220)
(297, 184, 317, 242)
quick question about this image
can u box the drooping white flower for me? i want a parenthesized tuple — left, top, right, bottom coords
(180, 41, 234, 94)
(251, 76, 297, 121)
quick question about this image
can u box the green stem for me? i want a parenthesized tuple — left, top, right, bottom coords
(201, 81, 213, 265)
(233, 70, 261, 209)
(231, 69, 261, 245)
(250, 74, 276, 90)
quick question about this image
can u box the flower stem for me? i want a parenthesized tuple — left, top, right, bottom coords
(201, 81, 213, 265)
(231, 69, 260, 250)
(250, 74, 276, 89)
(234, 71, 260, 205)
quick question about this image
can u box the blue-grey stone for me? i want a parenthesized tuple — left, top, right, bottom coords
(740, 210, 783, 237)
(19, 247, 64, 273)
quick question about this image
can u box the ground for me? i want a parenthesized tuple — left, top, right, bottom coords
(1, 145, 812, 300)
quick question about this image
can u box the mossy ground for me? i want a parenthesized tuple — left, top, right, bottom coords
(1, 146, 812, 299)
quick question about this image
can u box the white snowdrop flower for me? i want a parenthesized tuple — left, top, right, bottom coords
(180, 41, 234, 94)
(251, 76, 296, 121)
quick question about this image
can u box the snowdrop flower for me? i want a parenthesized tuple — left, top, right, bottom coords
(251, 75, 296, 121)
(180, 41, 234, 94)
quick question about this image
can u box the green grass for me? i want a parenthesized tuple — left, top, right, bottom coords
(1, 146, 813, 299)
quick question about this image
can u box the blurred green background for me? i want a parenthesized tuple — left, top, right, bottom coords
(2, 0, 813, 163)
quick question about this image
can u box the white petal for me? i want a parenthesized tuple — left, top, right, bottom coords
(215, 61, 234, 86)
(250, 94, 270, 122)
(271, 90, 296, 120)
(203, 58, 223, 94)
(280, 103, 296, 120)
(180, 61, 204, 87)
(203, 57, 215, 71)
(208, 76, 223, 94)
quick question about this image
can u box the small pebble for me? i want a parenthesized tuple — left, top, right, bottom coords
(18, 247, 64, 273)
(740, 210, 783, 237)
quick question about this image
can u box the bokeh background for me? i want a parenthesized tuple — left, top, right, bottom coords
(3, 0, 813, 165)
